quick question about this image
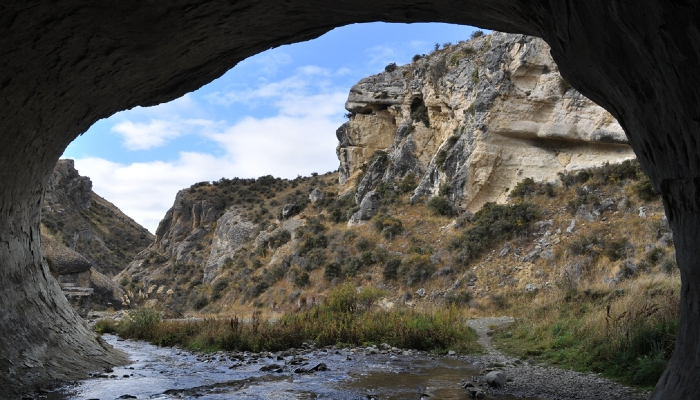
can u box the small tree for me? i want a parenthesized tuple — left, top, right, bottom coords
(428, 196, 454, 216)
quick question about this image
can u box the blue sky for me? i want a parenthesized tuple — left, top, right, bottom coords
(64, 23, 483, 232)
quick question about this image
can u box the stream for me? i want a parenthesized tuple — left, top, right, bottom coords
(40, 335, 546, 400)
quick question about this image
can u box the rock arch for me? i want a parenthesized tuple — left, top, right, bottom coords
(1, 1, 697, 397)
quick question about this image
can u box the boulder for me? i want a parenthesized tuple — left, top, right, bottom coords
(42, 235, 92, 276)
(282, 204, 298, 220)
(309, 188, 325, 203)
(347, 190, 381, 226)
(485, 370, 507, 388)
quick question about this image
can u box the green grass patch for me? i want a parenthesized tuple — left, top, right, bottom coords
(492, 280, 679, 389)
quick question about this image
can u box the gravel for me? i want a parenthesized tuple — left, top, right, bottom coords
(462, 317, 650, 400)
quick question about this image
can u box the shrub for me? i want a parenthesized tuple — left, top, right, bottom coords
(471, 30, 484, 39)
(489, 294, 509, 311)
(428, 196, 454, 216)
(357, 287, 386, 311)
(94, 318, 119, 334)
(567, 193, 601, 214)
(355, 237, 372, 252)
(412, 54, 422, 62)
(633, 176, 659, 201)
(604, 237, 630, 262)
(410, 98, 430, 127)
(247, 281, 269, 298)
(385, 63, 397, 72)
(212, 279, 229, 300)
(568, 234, 602, 257)
(399, 173, 418, 193)
(304, 248, 326, 271)
(299, 233, 328, 255)
(646, 247, 665, 266)
(193, 294, 210, 310)
(660, 257, 678, 274)
(326, 283, 357, 313)
(399, 254, 434, 285)
(445, 290, 473, 306)
(268, 229, 291, 248)
(471, 67, 479, 84)
(510, 178, 537, 197)
(383, 258, 401, 280)
(593, 160, 639, 185)
(294, 272, 310, 288)
(324, 262, 342, 281)
(510, 178, 555, 198)
(373, 214, 404, 239)
(450, 202, 540, 265)
(342, 257, 363, 277)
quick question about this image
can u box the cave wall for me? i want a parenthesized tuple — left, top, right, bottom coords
(1, 1, 698, 397)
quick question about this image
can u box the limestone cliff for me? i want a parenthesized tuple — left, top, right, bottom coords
(337, 32, 634, 216)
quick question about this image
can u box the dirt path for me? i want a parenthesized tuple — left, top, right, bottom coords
(464, 316, 515, 355)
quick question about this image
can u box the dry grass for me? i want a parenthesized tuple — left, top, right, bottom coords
(97, 284, 481, 354)
(492, 273, 680, 388)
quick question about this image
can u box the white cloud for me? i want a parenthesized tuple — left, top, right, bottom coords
(74, 155, 234, 233)
(365, 45, 400, 71)
(111, 118, 223, 151)
(250, 52, 293, 76)
(111, 120, 182, 150)
(76, 66, 347, 232)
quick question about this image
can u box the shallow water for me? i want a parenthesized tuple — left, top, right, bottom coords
(40, 335, 546, 399)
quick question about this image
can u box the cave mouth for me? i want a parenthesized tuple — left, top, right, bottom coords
(1, 2, 699, 399)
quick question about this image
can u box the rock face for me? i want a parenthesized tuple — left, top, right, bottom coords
(205, 208, 260, 283)
(338, 33, 634, 211)
(42, 160, 154, 277)
(40, 160, 151, 313)
(1, 1, 700, 398)
(117, 175, 329, 312)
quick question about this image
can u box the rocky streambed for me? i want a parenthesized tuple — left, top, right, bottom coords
(29, 332, 648, 400)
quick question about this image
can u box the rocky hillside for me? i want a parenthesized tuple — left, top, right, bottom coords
(41, 159, 154, 277)
(116, 33, 672, 317)
(339, 32, 633, 217)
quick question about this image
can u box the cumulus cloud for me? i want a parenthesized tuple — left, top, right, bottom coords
(74, 154, 235, 233)
(74, 65, 346, 232)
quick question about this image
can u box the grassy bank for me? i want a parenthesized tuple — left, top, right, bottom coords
(96, 283, 481, 354)
(492, 274, 679, 388)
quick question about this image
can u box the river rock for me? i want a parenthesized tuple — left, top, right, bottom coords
(485, 370, 507, 387)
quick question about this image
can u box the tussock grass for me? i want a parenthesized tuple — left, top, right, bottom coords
(97, 284, 480, 354)
(493, 274, 680, 388)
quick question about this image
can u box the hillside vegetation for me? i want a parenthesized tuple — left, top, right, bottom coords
(114, 157, 679, 386)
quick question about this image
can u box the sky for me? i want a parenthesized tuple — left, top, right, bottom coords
(63, 22, 484, 233)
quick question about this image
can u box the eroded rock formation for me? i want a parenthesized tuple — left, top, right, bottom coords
(1, 1, 698, 398)
(338, 33, 634, 212)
